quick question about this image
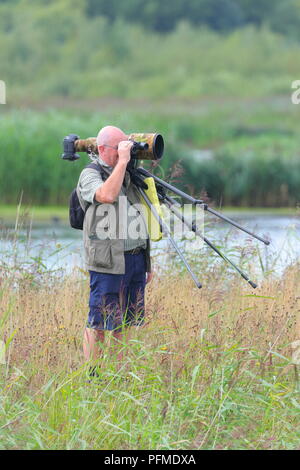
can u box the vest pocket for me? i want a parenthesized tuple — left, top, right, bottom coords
(89, 240, 112, 269)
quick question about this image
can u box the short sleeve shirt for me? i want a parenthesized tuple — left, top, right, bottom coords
(77, 157, 148, 251)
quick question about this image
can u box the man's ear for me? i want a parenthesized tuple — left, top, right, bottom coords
(98, 145, 104, 155)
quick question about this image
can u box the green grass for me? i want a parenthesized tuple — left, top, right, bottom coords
(1, 350, 299, 450)
(0, 205, 69, 222)
(0, 229, 300, 449)
(1, 204, 297, 223)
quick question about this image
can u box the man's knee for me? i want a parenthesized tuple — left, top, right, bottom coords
(84, 327, 105, 342)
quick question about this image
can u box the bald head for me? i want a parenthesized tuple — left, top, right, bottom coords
(96, 126, 127, 147)
(96, 125, 129, 167)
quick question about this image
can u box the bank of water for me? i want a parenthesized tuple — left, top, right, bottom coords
(1, 211, 300, 281)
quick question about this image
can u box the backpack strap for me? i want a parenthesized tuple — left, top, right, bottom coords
(82, 161, 110, 213)
(85, 161, 110, 182)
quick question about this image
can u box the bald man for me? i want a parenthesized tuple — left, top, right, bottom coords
(76, 126, 153, 379)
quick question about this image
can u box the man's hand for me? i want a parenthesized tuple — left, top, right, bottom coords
(117, 140, 133, 166)
(146, 271, 154, 284)
(95, 140, 133, 204)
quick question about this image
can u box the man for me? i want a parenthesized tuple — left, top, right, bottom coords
(76, 125, 153, 377)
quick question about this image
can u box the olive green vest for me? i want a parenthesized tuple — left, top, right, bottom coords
(82, 169, 151, 274)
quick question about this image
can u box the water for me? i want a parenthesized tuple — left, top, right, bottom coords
(1, 212, 300, 276)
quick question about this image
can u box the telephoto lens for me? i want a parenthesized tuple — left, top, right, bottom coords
(128, 133, 164, 160)
(62, 132, 164, 161)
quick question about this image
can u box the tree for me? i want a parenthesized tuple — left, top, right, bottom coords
(187, 0, 245, 31)
(235, 0, 281, 26)
(268, 0, 300, 41)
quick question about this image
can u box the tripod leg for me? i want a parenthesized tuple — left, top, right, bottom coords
(164, 200, 257, 289)
(205, 206, 270, 246)
(137, 187, 202, 289)
(137, 168, 270, 246)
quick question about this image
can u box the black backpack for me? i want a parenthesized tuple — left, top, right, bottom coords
(69, 162, 108, 230)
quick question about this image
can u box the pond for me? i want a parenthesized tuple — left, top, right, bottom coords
(1, 211, 299, 280)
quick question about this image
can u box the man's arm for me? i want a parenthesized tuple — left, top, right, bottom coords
(95, 160, 127, 204)
(95, 141, 132, 204)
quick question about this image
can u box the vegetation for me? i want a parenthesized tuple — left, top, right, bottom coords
(1, 101, 300, 207)
(1, 2, 300, 207)
(3, 0, 300, 36)
(0, 1, 299, 452)
(0, 226, 299, 450)
(1, 4, 300, 103)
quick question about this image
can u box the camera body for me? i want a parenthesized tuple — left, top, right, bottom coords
(61, 134, 81, 161)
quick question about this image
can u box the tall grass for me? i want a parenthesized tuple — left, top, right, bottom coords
(0, 223, 299, 449)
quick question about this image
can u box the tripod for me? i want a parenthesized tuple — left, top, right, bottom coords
(61, 133, 270, 290)
(129, 165, 270, 290)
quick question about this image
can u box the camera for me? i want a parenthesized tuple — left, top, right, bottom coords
(61, 133, 164, 162)
(130, 141, 149, 157)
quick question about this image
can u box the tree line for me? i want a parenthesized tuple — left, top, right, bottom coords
(86, 0, 300, 38)
(1, 0, 300, 38)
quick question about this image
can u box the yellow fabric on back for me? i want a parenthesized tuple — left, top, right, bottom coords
(139, 177, 163, 242)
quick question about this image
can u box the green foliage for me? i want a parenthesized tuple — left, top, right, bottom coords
(235, 0, 281, 26)
(1, 2, 300, 207)
(268, 0, 300, 42)
(1, 104, 300, 207)
(187, 0, 245, 31)
(1, 352, 299, 449)
(85, 0, 298, 35)
(1, 0, 300, 40)
(1, 3, 300, 102)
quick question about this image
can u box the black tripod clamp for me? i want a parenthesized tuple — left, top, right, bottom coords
(127, 167, 149, 190)
(193, 200, 208, 210)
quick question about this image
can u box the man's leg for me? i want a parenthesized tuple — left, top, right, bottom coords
(84, 292, 121, 365)
(84, 262, 144, 368)
(83, 328, 105, 361)
(124, 252, 146, 328)
(85, 270, 126, 370)
(113, 253, 146, 370)
(108, 252, 146, 372)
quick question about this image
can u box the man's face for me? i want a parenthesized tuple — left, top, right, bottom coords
(99, 133, 128, 167)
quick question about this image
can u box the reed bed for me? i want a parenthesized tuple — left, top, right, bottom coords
(2, 104, 300, 208)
